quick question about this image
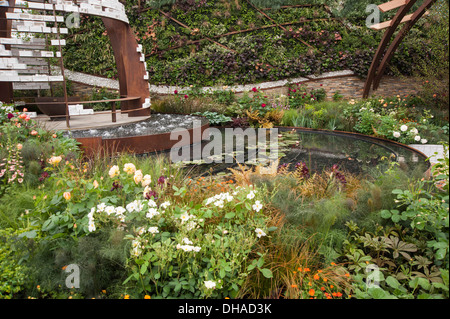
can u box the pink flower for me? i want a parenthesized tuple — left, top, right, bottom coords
(184, 95, 189, 99)
(261, 103, 266, 108)
(174, 90, 178, 94)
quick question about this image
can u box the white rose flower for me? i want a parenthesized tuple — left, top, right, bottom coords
(204, 281, 216, 289)
(88, 221, 96, 232)
(255, 228, 266, 238)
(105, 206, 115, 216)
(148, 199, 157, 207)
(160, 201, 171, 210)
(421, 139, 428, 144)
(115, 206, 126, 215)
(146, 208, 160, 219)
(126, 201, 137, 213)
(97, 202, 106, 212)
(410, 128, 419, 135)
(400, 125, 408, 132)
(393, 131, 401, 138)
(414, 135, 421, 142)
(148, 227, 159, 234)
(193, 246, 201, 252)
(180, 211, 191, 223)
(141, 175, 152, 187)
(252, 200, 263, 212)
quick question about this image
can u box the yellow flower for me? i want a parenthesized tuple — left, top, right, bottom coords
(123, 163, 136, 175)
(108, 165, 120, 178)
(144, 295, 151, 299)
(134, 170, 143, 184)
(63, 192, 71, 201)
(124, 294, 130, 299)
(48, 156, 62, 166)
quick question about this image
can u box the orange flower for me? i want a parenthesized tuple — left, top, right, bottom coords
(144, 295, 151, 299)
(345, 273, 350, 278)
(323, 278, 328, 282)
(291, 284, 298, 288)
(320, 287, 325, 291)
(330, 285, 334, 289)
(298, 267, 302, 272)
(336, 292, 342, 297)
(308, 289, 315, 296)
(330, 262, 336, 266)
(304, 268, 310, 272)
(63, 192, 71, 201)
(313, 274, 320, 280)
(124, 295, 130, 299)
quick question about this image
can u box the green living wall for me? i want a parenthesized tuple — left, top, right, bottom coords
(61, 0, 443, 87)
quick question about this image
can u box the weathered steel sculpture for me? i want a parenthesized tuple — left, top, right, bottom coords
(0, 0, 151, 121)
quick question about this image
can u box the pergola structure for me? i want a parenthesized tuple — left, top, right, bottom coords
(363, 0, 437, 98)
(0, 0, 151, 128)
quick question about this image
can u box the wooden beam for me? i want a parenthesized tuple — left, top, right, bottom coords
(378, 0, 408, 13)
(370, 11, 429, 30)
(363, 0, 418, 98)
(373, 0, 437, 90)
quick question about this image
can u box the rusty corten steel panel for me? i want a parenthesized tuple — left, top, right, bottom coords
(102, 17, 151, 118)
(76, 123, 209, 157)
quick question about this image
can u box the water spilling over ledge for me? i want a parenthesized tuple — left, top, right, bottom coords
(63, 113, 208, 140)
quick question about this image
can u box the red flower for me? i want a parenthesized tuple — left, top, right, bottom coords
(184, 95, 189, 99)
(261, 103, 266, 108)
(174, 90, 178, 94)
(252, 87, 258, 92)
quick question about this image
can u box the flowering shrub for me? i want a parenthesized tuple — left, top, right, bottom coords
(345, 97, 442, 144)
(28, 157, 273, 299)
(287, 83, 326, 109)
(285, 263, 352, 299)
(0, 140, 25, 196)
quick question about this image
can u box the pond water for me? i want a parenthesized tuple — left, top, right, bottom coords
(64, 114, 430, 178)
(167, 127, 430, 177)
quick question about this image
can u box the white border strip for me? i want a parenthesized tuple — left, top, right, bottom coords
(51, 68, 355, 94)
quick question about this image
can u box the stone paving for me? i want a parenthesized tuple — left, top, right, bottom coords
(408, 144, 448, 164)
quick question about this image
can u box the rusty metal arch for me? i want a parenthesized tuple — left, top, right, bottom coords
(0, 0, 150, 117)
(363, 0, 437, 98)
(372, 0, 437, 91)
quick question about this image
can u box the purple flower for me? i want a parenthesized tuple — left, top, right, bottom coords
(144, 189, 158, 200)
(295, 162, 310, 179)
(331, 165, 347, 185)
(39, 171, 49, 182)
(110, 180, 123, 191)
(7, 113, 14, 119)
